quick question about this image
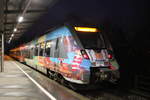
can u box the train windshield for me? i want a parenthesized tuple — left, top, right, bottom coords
(76, 32, 106, 49)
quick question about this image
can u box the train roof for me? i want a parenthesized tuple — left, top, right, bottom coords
(10, 23, 100, 50)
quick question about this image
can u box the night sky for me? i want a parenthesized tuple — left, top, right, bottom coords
(6, 0, 150, 88)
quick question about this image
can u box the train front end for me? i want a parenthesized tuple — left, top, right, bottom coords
(71, 26, 120, 84)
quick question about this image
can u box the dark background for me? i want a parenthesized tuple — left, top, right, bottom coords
(7, 0, 150, 89)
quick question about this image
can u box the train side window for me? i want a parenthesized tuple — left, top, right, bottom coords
(39, 42, 45, 56)
(33, 46, 36, 56)
(26, 46, 31, 58)
(45, 41, 51, 57)
(54, 38, 59, 57)
(22, 50, 24, 56)
(50, 39, 56, 57)
(24, 49, 27, 57)
(30, 47, 34, 59)
(35, 44, 40, 56)
(24, 49, 26, 57)
(34, 45, 37, 56)
(26, 49, 30, 58)
(24, 49, 27, 58)
(58, 37, 67, 58)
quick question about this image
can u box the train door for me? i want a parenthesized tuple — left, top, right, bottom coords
(49, 37, 66, 72)
(54, 38, 60, 72)
(57, 37, 70, 75)
(37, 42, 47, 73)
(44, 41, 51, 69)
(55, 37, 69, 74)
(45, 41, 51, 57)
(27, 46, 35, 67)
(34, 44, 40, 68)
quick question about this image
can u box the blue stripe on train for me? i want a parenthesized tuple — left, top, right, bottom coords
(46, 26, 71, 41)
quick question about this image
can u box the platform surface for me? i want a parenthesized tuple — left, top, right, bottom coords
(0, 56, 50, 100)
(0, 56, 89, 100)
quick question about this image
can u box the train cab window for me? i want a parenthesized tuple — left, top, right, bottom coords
(39, 42, 45, 56)
(45, 41, 51, 57)
(76, 32, 105, 49)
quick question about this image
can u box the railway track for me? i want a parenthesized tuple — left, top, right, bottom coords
(78, 83, 148, 100)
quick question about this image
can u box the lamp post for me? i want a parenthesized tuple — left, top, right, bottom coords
(1, 33, 4, 72)
(0, 0, 4, 72)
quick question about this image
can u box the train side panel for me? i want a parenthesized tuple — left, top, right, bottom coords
(10, 25, 120, 85)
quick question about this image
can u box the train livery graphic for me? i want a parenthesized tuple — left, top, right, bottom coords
(10, 25, 120, 85)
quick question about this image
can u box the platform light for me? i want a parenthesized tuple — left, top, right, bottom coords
(8, 40, 10, 43)
(13, 28, 17, 32)
(8, 38, 12, 43)
(74, 27, 99, 32)
(18, 16, 24, 23)
(10, 37, 12, 40)
(11, 34, 14, 37)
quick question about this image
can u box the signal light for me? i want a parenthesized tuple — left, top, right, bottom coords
(108, 54, 113, 59)
(109, 66, 116, 70)
(80, 50, 89, 59)
(11, 34, 14, 37)
(83, 54, 89, 59)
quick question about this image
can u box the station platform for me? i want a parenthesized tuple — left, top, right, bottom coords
(0, 56, 88, 100)
(0, 56, 51, 100)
